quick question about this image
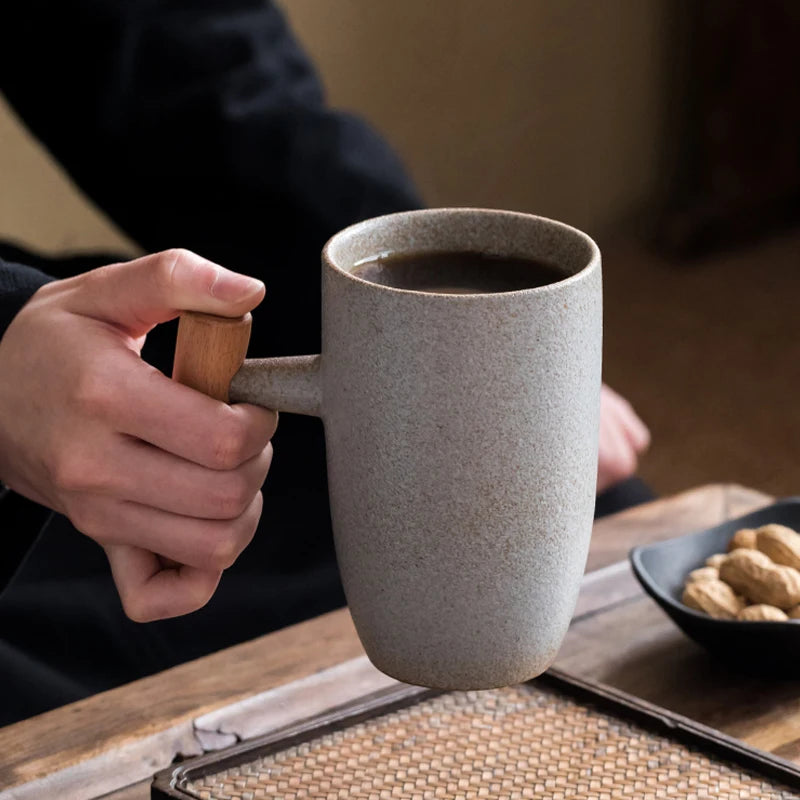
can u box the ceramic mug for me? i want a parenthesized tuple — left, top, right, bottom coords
(176, 208, 602, 689)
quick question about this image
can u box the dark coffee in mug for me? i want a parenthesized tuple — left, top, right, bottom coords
(350, 250, 566, 295)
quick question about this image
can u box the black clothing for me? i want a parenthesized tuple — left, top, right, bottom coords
(594, 477, 655, 519)
(0, 0, 420, 724)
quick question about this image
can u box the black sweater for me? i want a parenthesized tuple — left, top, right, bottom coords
(0, 0, 420, 722)
(0, 0, 419, 340)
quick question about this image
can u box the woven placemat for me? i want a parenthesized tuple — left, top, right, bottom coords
(180, 682, 797, 800)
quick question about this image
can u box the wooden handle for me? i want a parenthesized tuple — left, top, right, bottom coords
(164, 312, 252, 571)
(172, 311, 252, 402)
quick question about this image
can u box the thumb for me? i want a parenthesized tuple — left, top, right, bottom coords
(67, 249, 265, 336)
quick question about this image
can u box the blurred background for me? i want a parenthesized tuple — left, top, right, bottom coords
(1, 0, 798, 498)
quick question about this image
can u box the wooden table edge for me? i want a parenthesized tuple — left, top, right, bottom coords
(0, 482, 775, 799)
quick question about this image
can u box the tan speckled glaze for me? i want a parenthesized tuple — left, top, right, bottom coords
(231, 208, 602, 689)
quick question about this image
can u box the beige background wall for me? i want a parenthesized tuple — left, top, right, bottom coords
(0, 99, 137, 255)
(0, 0, 668, 256)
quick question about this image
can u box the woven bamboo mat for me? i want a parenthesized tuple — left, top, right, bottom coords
(180, 682, 798, 800)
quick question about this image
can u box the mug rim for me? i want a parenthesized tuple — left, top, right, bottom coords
(322, 207, 600, 299)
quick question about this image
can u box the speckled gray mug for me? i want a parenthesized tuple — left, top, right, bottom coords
(232, 208, 602, 689)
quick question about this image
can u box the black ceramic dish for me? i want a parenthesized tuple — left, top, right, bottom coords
(630, 498, 800, 675)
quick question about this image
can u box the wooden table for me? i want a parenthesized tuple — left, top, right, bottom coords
(2, 483, 797, 800)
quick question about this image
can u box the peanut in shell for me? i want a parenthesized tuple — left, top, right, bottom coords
(727, 528, 757, 552)
(737, 604, 789, 622)
(756, 524, 800, 571)
(687, 566, 719, 583)
(682, 579, 745, 620)
(719, 548, 800, 610)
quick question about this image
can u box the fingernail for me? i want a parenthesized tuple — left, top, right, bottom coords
(210, 269, 265, 302)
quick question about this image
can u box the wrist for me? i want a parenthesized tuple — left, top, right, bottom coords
(0, 260, 56, 342)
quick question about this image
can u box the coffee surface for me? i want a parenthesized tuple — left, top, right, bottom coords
(350, 250, 565, 294)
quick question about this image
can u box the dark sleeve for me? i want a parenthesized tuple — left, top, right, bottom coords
(0, 259, 54, 341)
(0, 259, 56, 593)
(0, 0, 422, 358)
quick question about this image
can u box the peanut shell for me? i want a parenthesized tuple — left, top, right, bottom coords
(737, 604, 789, 622)
(682, 579, 745, 620)
(719, 548, 800, 609)
(705, 553, 728, 569)
(727, 528, 757, 552)
(687, 566, 719, 583)
(756, 524, 800, 570)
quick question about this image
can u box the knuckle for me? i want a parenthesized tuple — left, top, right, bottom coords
(120, 591, 154, 623)
(230, 472, 254, 513)
(83, 263, 116, 290)
(73, 365, 116, 417)
(210, 420, 251, 470)
(153, 248, 193, 290)
(208, 529, 241, 571)
(240, 500, 260, 542)
(211, 474, 252, 519)
(236, 493, 260, 544)
(203, 500, 258, 570)
(51, 447, 115, 495)
(50, 449, 92, 492)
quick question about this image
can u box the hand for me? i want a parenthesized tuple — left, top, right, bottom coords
(597, 384, 650, 493)
(0, 250, 276, 621)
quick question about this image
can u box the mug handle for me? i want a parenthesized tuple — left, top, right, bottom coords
(164, 311, 320, 571)
(172, 311, 322, 416)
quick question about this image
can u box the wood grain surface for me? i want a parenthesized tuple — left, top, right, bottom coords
(0, 483, 776, 800)
(172, 311, 252, 403)
(554, 571, 800, 758)
(0, 610, 364, 798)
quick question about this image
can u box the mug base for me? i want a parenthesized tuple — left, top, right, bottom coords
(362, 647, 557, 691)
